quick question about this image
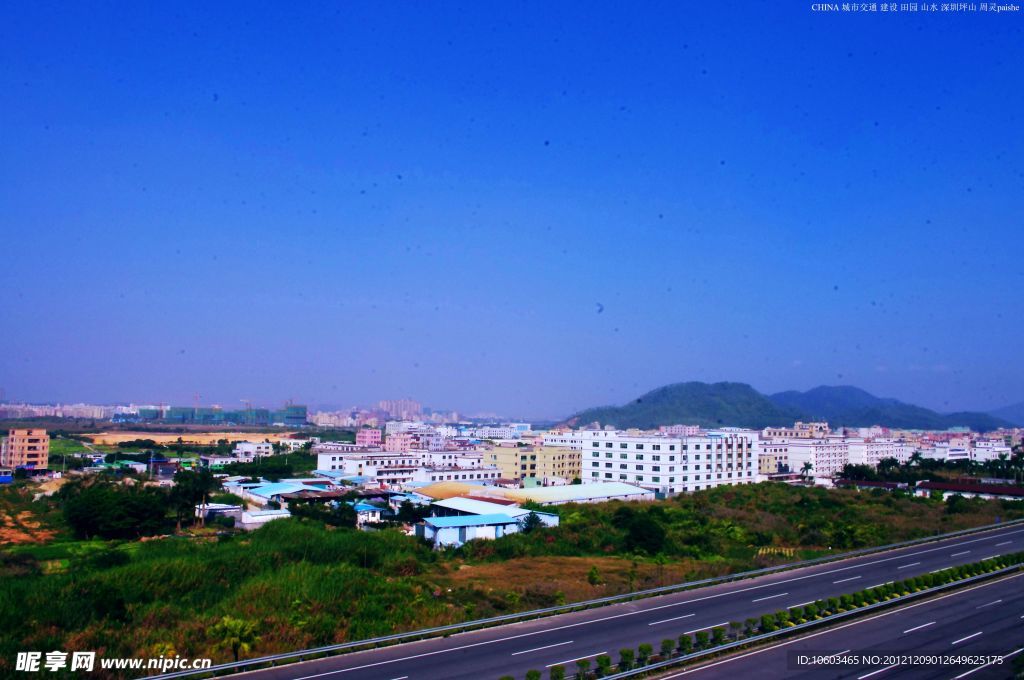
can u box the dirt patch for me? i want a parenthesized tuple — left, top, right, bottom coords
(0, 510, 56, 544)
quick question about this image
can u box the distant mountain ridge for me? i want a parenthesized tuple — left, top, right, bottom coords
(563, 382, 1012, 431)
(990, 400, 1024, 427)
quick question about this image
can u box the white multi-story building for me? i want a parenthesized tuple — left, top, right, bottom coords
(234, 441, 273, 458)
(473, 426, 520, 440)
(313, 441, 365, 454)
(541, 432, 583, 449)
(972, 439, 1012, 462)
(578, 430, 757, 496)
(846, 438, 911, 467)
(659, 424, 701, 436)
(412, 466, 501, 484)
(787, 438, 849, 478)
(420, 451, 483, 469)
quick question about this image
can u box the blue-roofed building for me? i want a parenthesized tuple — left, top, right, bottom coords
(417, 513, 523, 548)
(246, 482, 312, 504)
(347, 500, 384, 527)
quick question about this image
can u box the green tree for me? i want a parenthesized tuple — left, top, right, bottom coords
(210, 616, 259, 662)
(638, 643, 653, 665)
(575, 658, 590, 679)
(595, 655, 613, 677)
(661, 638, 675, 658)
(550, 664, 566, 680)
(520, 512, 545, 534)
(618, 648, 635, 670)
(711, 626, 726, 646)
(694, 630, 710, 649)
(587, 565, 603, 586)
(169, 468, 219, 529)
(526, 671, 542, 680)
(678, 634, 693, 655)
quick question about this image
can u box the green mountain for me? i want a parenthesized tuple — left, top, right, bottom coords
(990, 400, 1024, 427)
(769, 385, 1011, 431)
(563, 382, 1012, 431)
(563, 382, 804, 430)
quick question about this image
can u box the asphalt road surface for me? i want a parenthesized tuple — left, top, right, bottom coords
(234, 523, 1024, 680)
(673, 571, 1024, 680)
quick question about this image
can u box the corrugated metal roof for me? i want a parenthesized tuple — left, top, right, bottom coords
(423, 513, 520, 528)
(432, 497, 530, 517)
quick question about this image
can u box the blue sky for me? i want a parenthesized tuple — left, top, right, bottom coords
(1, 2, 1022, 419)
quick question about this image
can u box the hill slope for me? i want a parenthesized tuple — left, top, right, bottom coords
(563, 382, 1011, 431)
(563, 382, 804, 430)
(768, 385, 1011, 431)
(990, 400, 1024, 427)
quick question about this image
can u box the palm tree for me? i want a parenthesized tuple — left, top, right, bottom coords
(909, 451, 924, 467)
(210, 616, 260, 662)
(800, 461, 814, 481)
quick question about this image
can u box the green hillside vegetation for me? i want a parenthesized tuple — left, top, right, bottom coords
(565, 382, 1011, 431)
(566, 382, 803, 429)
(1, 481, 1022, 675)
(770, 385, 1011, 431)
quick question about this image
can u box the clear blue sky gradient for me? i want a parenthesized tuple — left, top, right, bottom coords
(2, 2, 1022, 418)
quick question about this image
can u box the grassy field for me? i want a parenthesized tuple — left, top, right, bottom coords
(85, 431, 299, 446)
(1, 480, 1022, 677)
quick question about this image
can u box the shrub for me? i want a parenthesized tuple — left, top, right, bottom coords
(618, 648, 635, 670)
(711, 627, 726, 646)
(678, 634, 693, 654)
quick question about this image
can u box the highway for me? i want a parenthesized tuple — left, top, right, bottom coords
(234, 524, 1024, 680)
(674, 571, 1024, 679)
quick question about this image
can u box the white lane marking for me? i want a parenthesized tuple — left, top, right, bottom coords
(857, 663, 899, 679)
(286, 532, 1024, 680)
(976, 599, 1001, 608)
(389, 677, 408, 680)
(953, 647, 1024, 679)
(951, 632, 983, 645)
(979, 554, 999, 561)
(897, 562, 921, 569)
(866, 582, 893, 589)
(684, 621, 728, 635)
(902, 621, 935, 634)
(930, 569, 946, 574)
(545, 652, 605, 668)
(655, 572, 1024, 680)
(833, 576, 861, 584)
(648, 613, 695, 626)
(511, 640, 573, 656)
(787, 601, 815, 609)
(751, 593, 788, 603)
(995, 541, 1012, 546)
(951, 551, 971, 557)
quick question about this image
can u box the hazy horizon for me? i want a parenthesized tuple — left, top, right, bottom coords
(3, 4, 1022, 420)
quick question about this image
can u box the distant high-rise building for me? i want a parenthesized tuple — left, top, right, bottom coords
(378, 399, 421, 420)
(1, 429, 50, 469)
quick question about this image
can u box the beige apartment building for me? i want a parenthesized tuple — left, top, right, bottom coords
(1, 429, 50, 469)
(487, 445, 582, 484)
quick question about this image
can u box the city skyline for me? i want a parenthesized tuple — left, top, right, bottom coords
(3, 3, 1023, 419)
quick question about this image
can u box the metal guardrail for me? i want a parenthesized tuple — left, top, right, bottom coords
(145, 517, 1024, 679)
(598, 561, 1024, 679)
